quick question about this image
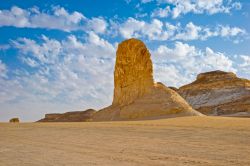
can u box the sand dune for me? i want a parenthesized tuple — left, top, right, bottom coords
(0, 116, 250, 166)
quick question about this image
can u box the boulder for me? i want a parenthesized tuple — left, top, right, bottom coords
(178, 70, 250, 115)
(9, 118, 19, 123)
(93, 39, 202, 121)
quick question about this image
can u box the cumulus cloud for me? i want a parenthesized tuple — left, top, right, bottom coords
(118, 18, 174, 40)
(0, 33, 116, 121)
(0, 61, 25, 111)
(152, 42, 236, 87)
(154, 42, 196, 60)
(0, 79, 23, 104)
(87, 17, 107, 34)
(118, 18, 246, 41)
(0, 6, 108, 33)
(151, 6, 170, 17)
(174, 22, 201, 40)
(119, 18, 145, 38)
(236, 55, 250, 78)
(240, 55, 250, 68)
(151, 0, 242, 18)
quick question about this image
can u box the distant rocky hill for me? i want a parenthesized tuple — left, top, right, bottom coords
(38, 109, 96, 122)
(93, 38, 202, 121)
(178, 70, 250, 115)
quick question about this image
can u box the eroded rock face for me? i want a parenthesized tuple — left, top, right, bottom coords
(178, 70, 250, 115)
(113, 39, 154, 106)
(94, 39, 202, 121)
(38, 109, 96, 122)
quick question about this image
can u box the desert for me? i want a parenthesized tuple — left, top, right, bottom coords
(1, 116, 250, 166)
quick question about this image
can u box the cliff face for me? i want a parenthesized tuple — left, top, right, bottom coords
(178, 70, 250, 115)
(93, 38, 202, 121)
(38, 109, 96, 122)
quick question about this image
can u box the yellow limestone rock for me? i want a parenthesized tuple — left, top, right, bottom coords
(113, 39, 154, 106)
(94, 38, 202, 121)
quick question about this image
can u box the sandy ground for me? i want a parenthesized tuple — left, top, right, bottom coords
(0, 116, 250, 166)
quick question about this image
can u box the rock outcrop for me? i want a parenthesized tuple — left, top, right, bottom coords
(113, 39, 154, 106)
(38, 109, 96, 122)
(93, 39, 202, 121)
(178, 70, 250, 115)
(9, 118, 19, 123)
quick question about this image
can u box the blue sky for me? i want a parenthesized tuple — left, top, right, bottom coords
(0, 0, 249, 121)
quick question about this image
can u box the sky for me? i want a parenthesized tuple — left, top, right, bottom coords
(0, 0, 249, 121)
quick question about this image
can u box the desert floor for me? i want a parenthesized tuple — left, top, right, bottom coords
(0, 116, 250, 166)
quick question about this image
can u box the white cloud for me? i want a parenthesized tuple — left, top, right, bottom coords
(240, 55, 250, 68)
(154, 64, 191, 86)
(11, 36, 62, 65)
(118, 18, 246, 41)
(0, 6, 84, 31)
(0, 61, 25, 113)
(0, 33, 116, 121)
(0, 79, 23, 103)
(174, 22, 201, 40)
(151, 6, 170, 17)
(0, 6, 108, 33)
(204, 47, 233, 70)
(220, 26, 246, 37)
(87, 18, 107, 34)
(154, 42, 196, 60)
(237, 55, 250, 75)
(119, 17, 145, 38)
(20, 57, 39, 67)
(141, 0, 154, 3)
(152, 41, 236, 87)
(88, 31, 115, 51)
(151, 0, 242, 18)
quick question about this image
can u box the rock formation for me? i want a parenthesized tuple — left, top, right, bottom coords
(93, 38, 202, 121)
(38, 109, 96, 122)
(113, 39, 154, 106)
(9, 118, 19, 123)
(178, 70, 250, 115)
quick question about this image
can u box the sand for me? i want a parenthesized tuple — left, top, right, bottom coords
(0, 116, 250, 166)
